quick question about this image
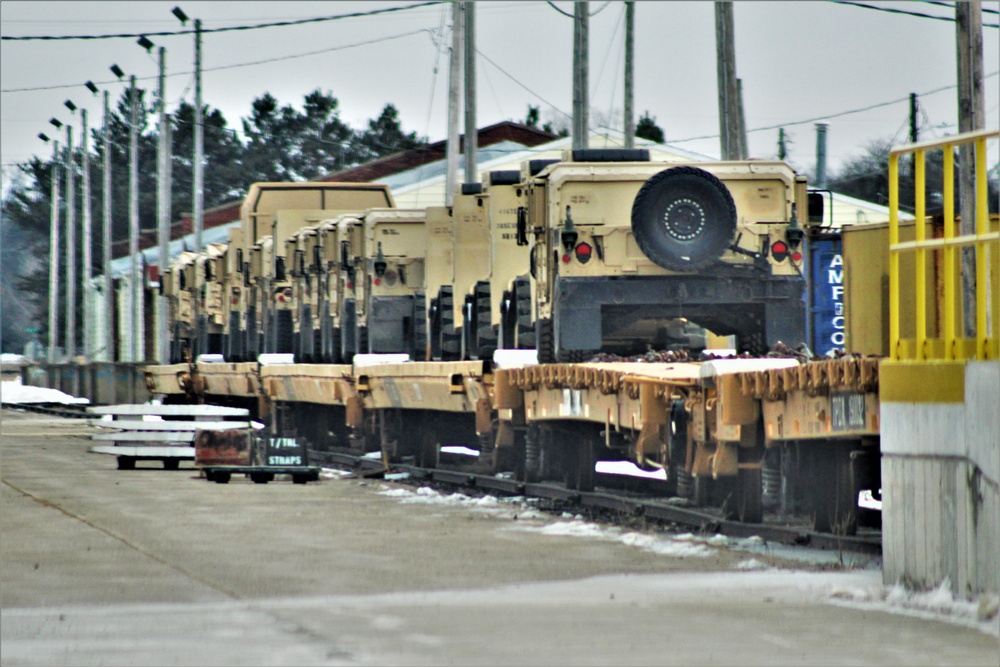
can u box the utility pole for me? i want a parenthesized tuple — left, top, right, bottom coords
(193, 18, 204, 254)
(445, 1, 462, 205)
(463, 1, 477, 184)
(64, 124, 75, 360)
(128, 75, 140, 363)
(814, 123, 829, 190)
(47, 140, 61, 364)
(157, 46, 170, 364)
(573, 2, 589, 150)
(81, 108, 93, 361)
(102, 90, 113, 362)
(737, 78, 748, 159)
(955, 0, 985, 337)
(624, 1, 635, 148)
(715, 1, 740, 160)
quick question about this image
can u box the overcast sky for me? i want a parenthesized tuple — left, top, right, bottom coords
(2, 0, 998, 190)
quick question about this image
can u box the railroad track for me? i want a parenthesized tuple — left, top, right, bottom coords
(309, 449, 882, 556)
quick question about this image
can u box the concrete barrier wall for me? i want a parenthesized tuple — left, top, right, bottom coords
(20, 363, 151, 406)
(881, 361, 1000, 597)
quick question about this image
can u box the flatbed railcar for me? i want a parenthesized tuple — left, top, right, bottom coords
(143, 149, 884, 533)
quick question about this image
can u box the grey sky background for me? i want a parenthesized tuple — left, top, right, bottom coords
(2, 0, 998, 191)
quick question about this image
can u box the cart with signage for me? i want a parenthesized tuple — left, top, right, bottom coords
(194, 429, 320, 484)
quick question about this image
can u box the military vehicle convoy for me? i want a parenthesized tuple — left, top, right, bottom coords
(154, 150, 873, 532)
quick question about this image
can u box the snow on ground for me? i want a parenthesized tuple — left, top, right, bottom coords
(369, 481, 998, 633)
(0, 379, 89, 405)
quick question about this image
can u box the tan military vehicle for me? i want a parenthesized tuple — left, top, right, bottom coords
(164, 251, 198, 363)
(192, 242, 227, 358)
(354, 208, 429, 359)
(228, 182, 395, 360)
(517, 149, 810, 361)
(222, 226, 246, 361)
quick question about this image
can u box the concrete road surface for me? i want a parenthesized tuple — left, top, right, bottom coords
(2, 408, 997, 666)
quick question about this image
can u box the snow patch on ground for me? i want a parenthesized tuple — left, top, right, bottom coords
(826, 579, 1000, 637)
(0, 379, 89, 405)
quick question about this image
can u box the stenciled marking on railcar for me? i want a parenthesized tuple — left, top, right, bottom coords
(830, 392, 866, 431)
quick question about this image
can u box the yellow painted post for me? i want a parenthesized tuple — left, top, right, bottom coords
(943, 147, 956, 359)
(889, 153, 900, 360)
(914, 150, 926, 359)
(974, 137, 988, 360)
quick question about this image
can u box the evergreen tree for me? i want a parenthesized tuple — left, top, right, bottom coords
(636, 111, 664, 143)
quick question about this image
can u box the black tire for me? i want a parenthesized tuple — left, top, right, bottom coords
(275, 310, 294, 354)
(330, 326, 342, 364)
(631, 166, 737, 272)
(214, 471, 232, 484)
(251, 471, 273, 484)
(163, 459, 180, 471)
(357, 326, 369, 356)
(117, 456, 136, 471)
(292, 473, 309, 485)
(537, 318, 555, 364)
(439, 287, 461, 361)
(513, 278, 535, 349)
(474, 281, 496, 359)
(411, 292, 428, 361)
(429, 297, 442, 360)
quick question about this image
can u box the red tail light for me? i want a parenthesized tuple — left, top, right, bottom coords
(771, 240, 789, 262)
(575, 242, 593, 264)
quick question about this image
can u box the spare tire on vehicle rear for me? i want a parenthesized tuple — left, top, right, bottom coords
(631, 165, 737, 272)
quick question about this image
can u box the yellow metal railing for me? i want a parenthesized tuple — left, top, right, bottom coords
(889, 129, 999, 361)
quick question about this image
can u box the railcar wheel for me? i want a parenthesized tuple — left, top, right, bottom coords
(631, 166, 737, 272)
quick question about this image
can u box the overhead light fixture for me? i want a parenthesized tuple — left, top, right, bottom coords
(49, 118, 63, 129)
(85, 81, 99, 95)
(137, 35, 154, 51)
(110, 64, 125, 79)
(171, 6, 188, 24)
(38, 133, 50, 143)
(64, 100, 77, 113)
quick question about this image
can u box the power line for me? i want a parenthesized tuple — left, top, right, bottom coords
(0, 2, 443, 41)
(916, 0, 1000, 17)
(670, 70, 1000, 145)
(830, 0, 1000, 28)
(2, 29, 432, 93)
(475, 48, 572, 121)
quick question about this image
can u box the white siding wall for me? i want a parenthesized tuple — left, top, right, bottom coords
(881, 361, 1000, 597)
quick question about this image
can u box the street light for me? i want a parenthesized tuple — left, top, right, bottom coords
(135, 35, 171, 363)
(87, 79, 114, 363)
(61, 99, 77, 361)
(174, 6, 204, 255)
(42, 129, 61, 364)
